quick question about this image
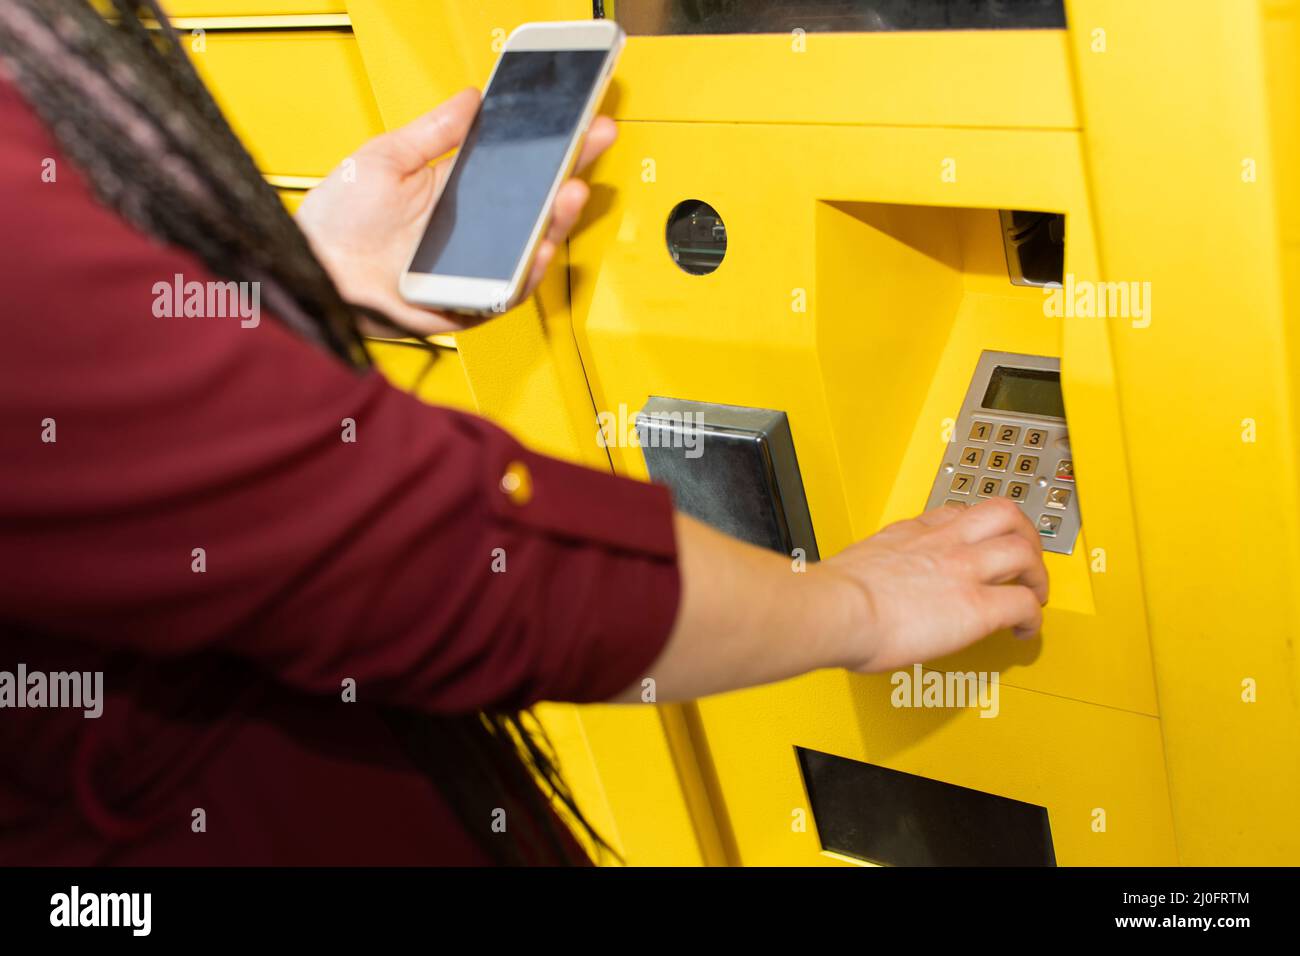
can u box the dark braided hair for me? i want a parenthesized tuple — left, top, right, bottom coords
(0, 0, 611, 865)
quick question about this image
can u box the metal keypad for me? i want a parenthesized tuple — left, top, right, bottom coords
(925, 352, 1082, 554)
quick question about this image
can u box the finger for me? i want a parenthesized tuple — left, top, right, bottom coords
(573, 115, 617, 174)
(874, 503, 966, 543)
(945, 497, 1042, 552)
(873, 504, 964, 543)
(523, 239, 557, 297)
(914, 503, 968, 529)
(546, 179, 591, 244)
(961, 534, 1049, 605)
(978, 584, 1044, 640)
(366, 88, 481, 175)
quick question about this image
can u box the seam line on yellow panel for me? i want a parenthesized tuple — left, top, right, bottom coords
(916, 664, 1159, 720)
(611, 119, 1082, 133)
(264, 174, 325, 190)
(135, 15, 352, 31)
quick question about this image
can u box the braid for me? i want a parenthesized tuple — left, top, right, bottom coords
(0, 0, 612, 865)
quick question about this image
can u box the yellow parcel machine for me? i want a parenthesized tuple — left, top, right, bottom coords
(186, 0, 1300, 865)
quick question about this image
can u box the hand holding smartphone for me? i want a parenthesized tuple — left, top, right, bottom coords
(399, 20, 624, 316)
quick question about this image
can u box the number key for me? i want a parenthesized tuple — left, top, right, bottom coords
(995, 424, 1021, 445)
(1014, 454, 1040, 476)
(987, 450, 1011, 472)
(969, 421, 993, 442)
(1024, 428, 1048, 449)
(959, 447, 984, 469)
(950, 473, 975, 495)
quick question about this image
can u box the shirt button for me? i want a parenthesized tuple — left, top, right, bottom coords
(500, 460, 533, 505)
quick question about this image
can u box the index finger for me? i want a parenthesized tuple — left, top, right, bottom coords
(572, 116, 617, 174)
(943, 497, 1043, 554)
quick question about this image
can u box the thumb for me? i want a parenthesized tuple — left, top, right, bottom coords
(368, 88, 480, 174)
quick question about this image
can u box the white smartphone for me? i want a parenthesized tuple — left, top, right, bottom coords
(399, 20, 625, 316)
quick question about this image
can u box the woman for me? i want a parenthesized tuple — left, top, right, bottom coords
(0, 1, 1047, 865)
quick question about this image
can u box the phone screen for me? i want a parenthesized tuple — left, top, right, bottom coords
(408, 49, 609, 282)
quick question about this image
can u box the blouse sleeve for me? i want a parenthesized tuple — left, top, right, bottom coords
(0, 78, 680, 713)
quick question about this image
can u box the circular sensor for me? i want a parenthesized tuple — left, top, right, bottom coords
(666, 200, 727, 275)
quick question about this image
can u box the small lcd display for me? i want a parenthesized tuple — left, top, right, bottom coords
(981, 366, 1065, 419)
(408, 49, 608, 281)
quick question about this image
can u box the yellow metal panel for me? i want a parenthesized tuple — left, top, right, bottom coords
(699, 671, 1175, 866)
(604, 30, 1077, 129)
(1263, 0, 1300, 243)
(190, 29, 384, 177)
(275, 187, 306, 214)
(345, 0, 592, 126)
(452, 276, 607, 467)
(529, 703, 623, 861)
(364, 340, 478, 414)
(572, 121, 1156, 713)
(1065, 0, 1300, 864)
(533, 701, 730, 865)
(570, 114, 1171, 863)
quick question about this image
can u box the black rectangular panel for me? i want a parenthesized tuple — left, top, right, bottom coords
(797, 747, 1056, 866)
(609, 0, 1067, 35)
(637, 398, 818, 560)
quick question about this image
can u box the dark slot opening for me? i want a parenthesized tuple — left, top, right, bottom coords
(1001, 209, 1065, 288)
(602, 1, 1067, 34)
(797, 747, 1056, 866)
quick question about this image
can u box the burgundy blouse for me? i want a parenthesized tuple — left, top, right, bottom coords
(0, 78, 680, 864)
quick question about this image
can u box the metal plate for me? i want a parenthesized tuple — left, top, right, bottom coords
(637, 398, 818, 559)
(925, 351, 1081, 554)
